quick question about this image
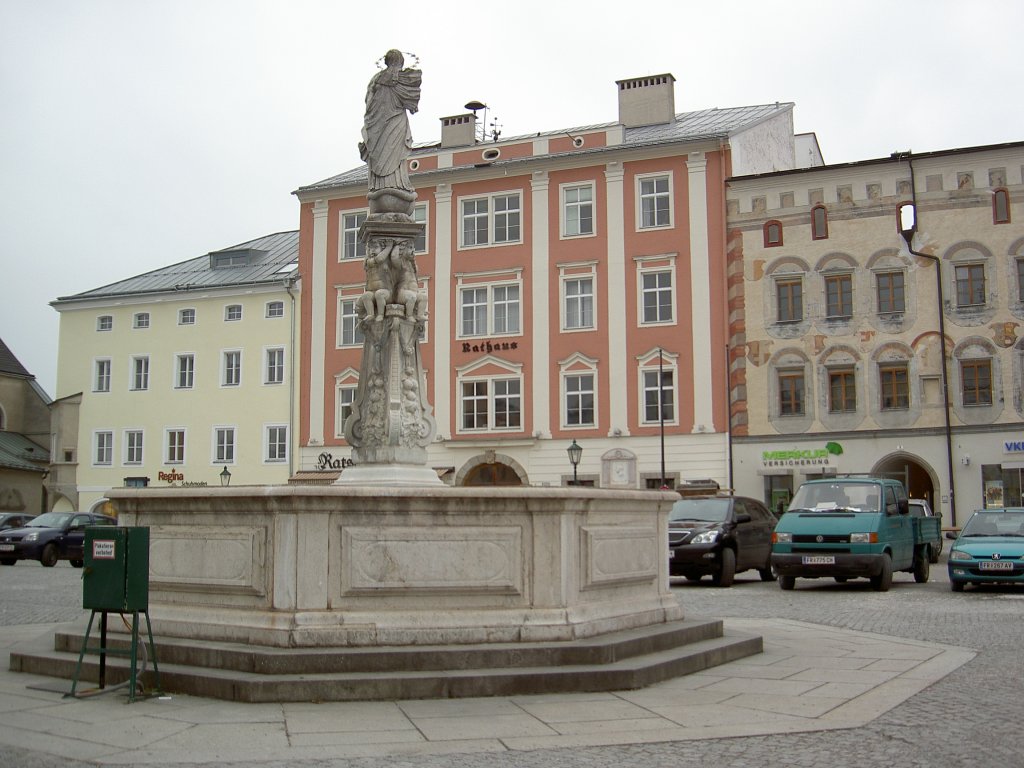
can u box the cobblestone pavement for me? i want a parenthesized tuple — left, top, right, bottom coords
(1, 556, 1020, 767)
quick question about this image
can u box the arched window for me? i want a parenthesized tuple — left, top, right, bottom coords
(993, 188, 1011, 224)
(763, 220, 783, 247)
(811, 205, 829, 240)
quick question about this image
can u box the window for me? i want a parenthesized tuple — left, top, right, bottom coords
(640, 270, 673, 324)
(413, 203, 428, 253)
(961, 359, 992, 406)
(166, 429, 186, 464)
(1017, 258, 1024, 301)
(460, 193, 521, 247)
(955, 264, 986, 307)
(266, 301, 284, 318)
(460, 378, 522, 431)
(459, 283, 521, 337)
(266, 425, 288, 463)
(776, 278, 803, 323)
(811, 205, 829, 240)
(563, 184, 594, 237)
(133, 312, 150, 329)
(993, 188, 1011, 224)
(214, 427, 235, 464)
(642, 368, 674, 424)
(97, 315, 112, 332)
(175, 354, 194, 389)
(824, 273, 853, 319)
(778, 371, 804, 416)
(130, 356, 149, 391)
(564, 277, 594, 330)
(125, 430, 143, 465)
(336, 385, 357, 437)
(638, 175, 671, 228)
(876, 271, 906, 314)
(94, 431, 113, 466)
(338, 298, 365, 346)
(342, 211, 367, 259)
(178, 308, 196, 325)
(225, 304, 242, 321)
(564, 373, 595, 427)
(265, 347, 284, 385)
(223, 350, 241, 386)
(764, 221, 783, 247)
(829, 369, 857, 413)
(94, 359, 111, 392)
(880, 365, 910, 410)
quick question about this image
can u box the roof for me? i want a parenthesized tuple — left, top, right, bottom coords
(0, 432, 49, 474)
(0, 338, 32, 379)
(297, 103, 794, 193)
(52, 231, 300, 304)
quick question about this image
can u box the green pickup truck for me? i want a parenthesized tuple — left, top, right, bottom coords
(771, 477, 941, 591)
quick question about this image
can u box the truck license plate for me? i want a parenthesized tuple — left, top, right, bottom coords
(802, 555, 835, 565)
(0, 544, 13, 552)
(980, 560, 1013, 571)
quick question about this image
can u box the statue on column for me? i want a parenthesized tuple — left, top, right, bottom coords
(359, 49, 422, 218)
(340, 51, 438, 485)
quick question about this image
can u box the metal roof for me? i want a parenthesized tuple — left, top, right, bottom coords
(297, 103, 794, 193)
(53, 230, 300, 304)
(0, 338, 32, 379)
(0, 431, 49, 474)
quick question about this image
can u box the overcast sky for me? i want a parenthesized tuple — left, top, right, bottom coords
(2, 0, 1021, 398)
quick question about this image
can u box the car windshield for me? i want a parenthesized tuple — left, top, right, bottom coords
(669, 498, 730, 523)
(25, 512, 73, 528)
(961, 512, 1024, 537)
(788, 482, 881, 513)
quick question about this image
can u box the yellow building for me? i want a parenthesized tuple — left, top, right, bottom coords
(50, 232, 299, 513)
(727, 142, 1024, 527)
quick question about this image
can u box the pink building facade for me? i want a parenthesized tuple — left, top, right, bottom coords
(294, 75, 807, 488)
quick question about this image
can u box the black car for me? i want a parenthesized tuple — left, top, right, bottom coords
(0, 511, 117, 567)
(0, 513, 35, 531)
(668, 495, 778, 587)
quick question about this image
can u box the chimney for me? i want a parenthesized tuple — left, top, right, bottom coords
(440, 113, 477, 148)
(615, 74, 676, 128)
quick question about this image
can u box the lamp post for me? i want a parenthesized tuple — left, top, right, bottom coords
(895, 158, 957, 527)
(567, 440, 582, 486)
(219, 466, 232, 487)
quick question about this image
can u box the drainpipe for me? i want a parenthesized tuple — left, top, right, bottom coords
(894, 152, 958, 527)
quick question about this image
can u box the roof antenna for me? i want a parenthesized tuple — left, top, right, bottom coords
(465, 100, 501, 143)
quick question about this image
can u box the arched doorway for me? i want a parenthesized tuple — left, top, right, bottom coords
(872, 453, 938, 508)
(456, 452, 529, 487)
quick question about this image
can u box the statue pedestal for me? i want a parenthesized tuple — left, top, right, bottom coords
(110, 485, 683, 648)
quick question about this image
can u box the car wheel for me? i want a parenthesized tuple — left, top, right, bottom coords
(928, 543, 939, 565)
(913, 548, 930, 583)
(870, 553, 893, 591)
(950, 579, 965, 592)
(70, 559, 84, 568)
(712, 548, 736, 587)
(40, 544, 58, 568)
(0, 558, 16, 566)
(758, 564, 777, 582)
(779, 574, 796, 590)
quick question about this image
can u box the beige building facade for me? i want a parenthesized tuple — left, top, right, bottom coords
(50, 232, 300, 513)
(726, 143, 1024, 527)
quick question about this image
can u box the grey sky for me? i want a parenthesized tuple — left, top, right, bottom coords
(2, 0, 1020, 397)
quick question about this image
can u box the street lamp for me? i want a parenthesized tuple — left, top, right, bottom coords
(567, 440, 583, 486)
(219, 466, 232, 487)
(896, 168, 957, 527)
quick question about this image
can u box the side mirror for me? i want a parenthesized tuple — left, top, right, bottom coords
(898, 499, 910, 516)
(735, 513, 752, 524)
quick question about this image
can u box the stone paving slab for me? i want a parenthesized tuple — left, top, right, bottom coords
(0, 617, 974, 765)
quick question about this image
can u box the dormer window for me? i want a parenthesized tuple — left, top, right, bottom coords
(210, 248, 264, 269)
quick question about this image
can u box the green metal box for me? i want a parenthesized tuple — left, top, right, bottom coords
(83, 527, 149, 612)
